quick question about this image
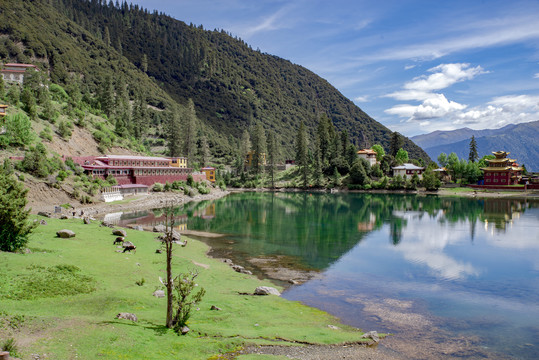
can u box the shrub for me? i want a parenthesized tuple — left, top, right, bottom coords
(153, 183, 164, 192)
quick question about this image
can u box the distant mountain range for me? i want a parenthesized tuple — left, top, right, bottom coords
(411, 121, 539, 171)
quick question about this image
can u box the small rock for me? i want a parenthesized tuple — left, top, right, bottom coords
(115, 250, 122, 253)
(222, 259, 233, 264)
(288, 279, 299, 285)
(56, 229, 76, 238)
(112, 229, 127, 237)
(38, 211, 52, 218)
(60, 215, 69, 219)
(83, 217, 91, 224)
(153, 225, 166, 233)
(254, 286, 281, 296)
(210, 305, 222, 311)
(40, 219, 48, 225)
(155, 249, 163, 254)
(180, 326, 190, 335)
(361, 330, 379, 343)
(133, 225, 144, 231)
(116, 312, 137, 321)
(327, 325, 340, 330)
(153, 290, 165, 298)
(24, 248, 32, 254)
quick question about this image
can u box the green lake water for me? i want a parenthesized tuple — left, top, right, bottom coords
(112, 192, 539, 359)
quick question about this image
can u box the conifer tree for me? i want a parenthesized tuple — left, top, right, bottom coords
(0, 161, 36, 252)
(389, 132, 404, 157)
(99, 75, 115, 118)
(239, 129, 251, 172)
(183, 99, 198, 164)
(296, 121, 309, 188)
(266, 131, 277, 188)
(469, 136, 478, 163)
(166, 108, 182, 157)
(251, 121, 266, 174)
(199, 134, 210, 165)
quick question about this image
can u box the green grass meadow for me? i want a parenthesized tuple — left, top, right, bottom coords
(0, 217, 365, 359)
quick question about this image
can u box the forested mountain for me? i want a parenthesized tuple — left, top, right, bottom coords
(0, 0, 429, 162)
(412, 121, 539, 171)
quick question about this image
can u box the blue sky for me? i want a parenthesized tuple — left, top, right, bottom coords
(130, 0, 539, 137)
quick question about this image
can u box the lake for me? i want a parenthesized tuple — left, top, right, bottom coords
(111, 192, 539, 359)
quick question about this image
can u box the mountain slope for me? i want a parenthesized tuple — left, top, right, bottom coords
(412, 121, 539, 171)
(0, 0, 429, 161)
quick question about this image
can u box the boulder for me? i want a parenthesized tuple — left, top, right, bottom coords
(254, 286, 281, 296)
(60, 215, 69, 219)
(115, 312, 137, 322)
(83, 217, 91, 224)
(232, 265, 253, 275)
(0, 351, 10, 360)
(153, 225, 166, 233)
(180, 326, 190, 335)
(153, 290, 165, 298)
(112, 229, 127, 237)
(101, 221, 115, 228)
(38, 211, 52, 218)
(56, 229, 76, 238)
(361, 330, 380, 343)
(39, 219, 48, 225)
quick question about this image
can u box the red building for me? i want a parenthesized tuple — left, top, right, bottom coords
(77, 155, 205, 187)
(481, 151, 522, 185)
(1, 63, 40, 84)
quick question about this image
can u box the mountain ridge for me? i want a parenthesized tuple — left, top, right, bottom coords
(0, 0, 430, 162)
(411, 121, 539, 171)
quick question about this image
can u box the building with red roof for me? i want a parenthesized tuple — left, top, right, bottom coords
(1, 63, 40, 84)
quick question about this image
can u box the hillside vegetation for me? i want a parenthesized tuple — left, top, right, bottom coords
(0, 0, 429, 163)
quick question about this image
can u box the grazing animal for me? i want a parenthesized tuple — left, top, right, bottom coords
(123, 245, 136, 253)
(113, 237, 124, 245)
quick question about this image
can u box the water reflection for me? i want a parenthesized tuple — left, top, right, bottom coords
(109, 193, 539, 358)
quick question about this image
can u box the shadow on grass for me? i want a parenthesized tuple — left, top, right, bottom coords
(100, 320, 169, 336)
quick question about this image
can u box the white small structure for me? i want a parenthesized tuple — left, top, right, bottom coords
(357, 149, 378, 166)
(392, 163, 425, 180)
(101, 186, 123, 202)
(1, 63, 39, 84)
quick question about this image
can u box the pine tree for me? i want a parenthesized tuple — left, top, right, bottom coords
(166, 108, 182, 157)
(99, 75, 115, 118)
(183, 99, 198, 164)
(199, 135, 210, 165)
(296, 121, 309, 188)
(469, 136, 478, 163)
(239, 129, 251, 172)
(266, 131, 277, 188)
(0, 162, 37, 252)
(389, 132, 404, 157)
(251, 121, 266, 174)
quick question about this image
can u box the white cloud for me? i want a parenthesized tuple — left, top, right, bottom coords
(404, 64, 416, 70)
(534, 73, 539, 79)
(384, 63, 480, 122)
(354, 95, 370, 102)
(365, 14, 539, 62)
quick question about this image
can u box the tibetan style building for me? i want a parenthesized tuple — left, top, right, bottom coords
(77, 155, 205, 187)
(357, 149, 378, 166)
(1, 63, 40, 84)
(481, 151, 522, 185)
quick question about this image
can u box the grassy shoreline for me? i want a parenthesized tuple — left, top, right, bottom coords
(0, 217, 370, 359)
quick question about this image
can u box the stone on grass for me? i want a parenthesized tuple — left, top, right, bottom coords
(254, 286, 281, 296)
(153, 290, 165, 298)
(153, 224, 166, 233)
(116, 312, 137, 322)
(83, 217, 91, 224)
(60, 215, 69, 219)
(155, 249, 163, 254)
(180, 326, 190, 335)
(133, 225, 144, 231)
(231, 265, 252, 275)
(327, 325, 340, 330)
(40, 219, 48, 225)
(112, 229, 127, 237)
(210, 305, 222, 311)
(56, 229, 76, 238)
(38, 211, 52, 218)
(361, 331, 379, 343)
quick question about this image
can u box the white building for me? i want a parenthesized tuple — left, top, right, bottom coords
(357, 149, 378, 166)
(1, 63, 39, 84)
(392, 163, 425, 180)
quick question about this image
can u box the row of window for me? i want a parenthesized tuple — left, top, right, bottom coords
(109, 160, 169, 167)
(486, 172, 509, 177)
(91, 168, 189, 176)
